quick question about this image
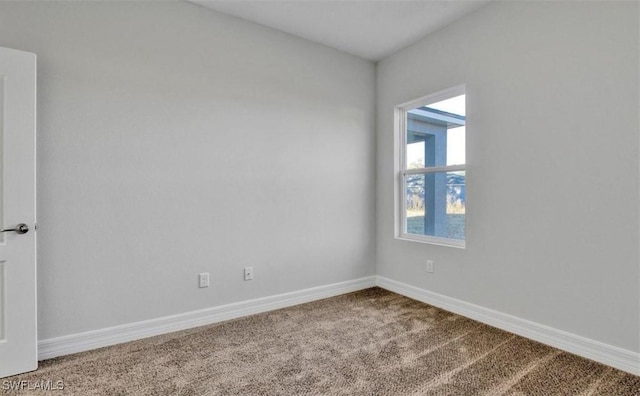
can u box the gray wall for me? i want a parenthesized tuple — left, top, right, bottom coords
(376, 1, 640, 352)
(0, 1, 376, 340)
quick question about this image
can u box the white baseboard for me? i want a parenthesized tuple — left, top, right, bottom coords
(38, 276, 377, 361)
(38, 275, 640, 376)
(376, 276, 640, 376)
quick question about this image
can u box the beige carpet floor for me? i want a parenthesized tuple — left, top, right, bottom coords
(4, 288, 640, 395)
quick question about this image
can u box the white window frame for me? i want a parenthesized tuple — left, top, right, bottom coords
(394, 84, 466, 249)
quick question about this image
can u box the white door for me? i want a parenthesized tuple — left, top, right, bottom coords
(0, 46, 37, 378)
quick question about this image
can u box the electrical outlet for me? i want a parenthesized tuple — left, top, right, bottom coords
(244, 267, 253, 281)
(426, 260, 434, 273)
(199, 272, 210, 288)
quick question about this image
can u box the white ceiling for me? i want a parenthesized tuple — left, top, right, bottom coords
(191, 1, 493, 61)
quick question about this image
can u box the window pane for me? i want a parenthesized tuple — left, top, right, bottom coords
(406, 140, 425, 170)
(405, 171, 465, 240)
(405, 94, 465, 169)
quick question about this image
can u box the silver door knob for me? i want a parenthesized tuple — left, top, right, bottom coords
(1, 223, 29, 234)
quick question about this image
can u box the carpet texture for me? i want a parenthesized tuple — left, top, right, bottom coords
(4, 288, 640, 395)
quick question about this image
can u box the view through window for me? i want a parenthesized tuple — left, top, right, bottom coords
(398, 87, 466, 247)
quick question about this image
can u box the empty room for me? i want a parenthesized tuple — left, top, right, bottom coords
(0, 0, 639, 394)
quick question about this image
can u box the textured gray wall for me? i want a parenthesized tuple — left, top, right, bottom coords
(376, 1, 640, 352)
(0, 1, 376, 340)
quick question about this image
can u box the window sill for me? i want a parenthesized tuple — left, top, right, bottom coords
(396, 233, 466, 249)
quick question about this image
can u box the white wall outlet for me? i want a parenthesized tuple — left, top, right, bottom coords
(198, 272, 210, 288)
(244, 267, 253, 281)
(426, 260, 435, 273)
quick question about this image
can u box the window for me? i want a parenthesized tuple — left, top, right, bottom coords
(396, 85, 466, 248)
